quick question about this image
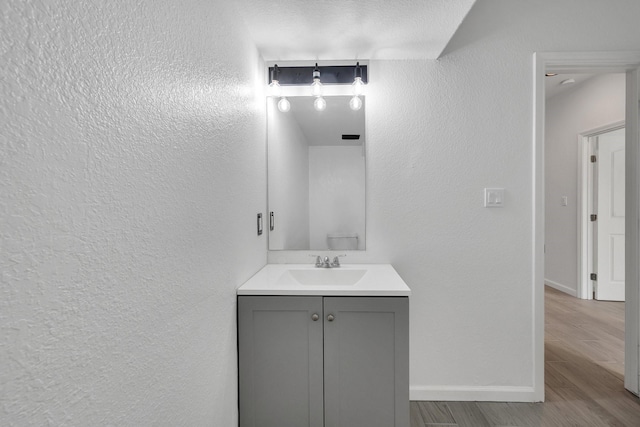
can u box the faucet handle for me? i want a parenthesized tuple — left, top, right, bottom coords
(331, 254, 347, 267)
(309, 254, 323, 267)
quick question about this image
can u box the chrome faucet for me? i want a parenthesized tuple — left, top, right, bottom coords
(330, 254, 346, 267)
(310, 254, 346, 268)
(313, 256, 332, 268)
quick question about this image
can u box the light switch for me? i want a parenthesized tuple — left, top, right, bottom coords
(561, 196, 568, 206)
(484, 188, 505, 208)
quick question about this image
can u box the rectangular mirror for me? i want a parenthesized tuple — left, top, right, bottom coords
(268, 96, 365, 250)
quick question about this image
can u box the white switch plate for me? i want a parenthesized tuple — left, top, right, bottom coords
(484, 188, 505, 208)
(561, 196, 568, 206)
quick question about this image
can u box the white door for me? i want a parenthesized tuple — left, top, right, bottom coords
(596, 127, 626, 301)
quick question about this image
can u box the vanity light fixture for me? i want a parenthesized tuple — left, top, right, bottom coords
(269, 64, 282, 97)
(266, 63, 368, 112)
(352, 62, 365, 96)
(270, 64, 291, 113)
(310, 63, 323, 97)
(349, 62, 364, 110)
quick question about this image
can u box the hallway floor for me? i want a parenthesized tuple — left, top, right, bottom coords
(410, 286, 640, 426)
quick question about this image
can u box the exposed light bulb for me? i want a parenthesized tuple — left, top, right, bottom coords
(314, 97, 326, 111)
(311, 78, 323, 97)
(269, 64, 282, 97)
(352, 62, 365, 95)
(277, 97, 290, 112)
(352, 77, 364, 96)
(269, 80, 281, 97)
(311, 63, 323, 97)
(349, 95, 362, 111)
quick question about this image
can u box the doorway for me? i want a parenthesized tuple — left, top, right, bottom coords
(534, 51, 640, 400)
(544, 73, 628, 405)
(579, 124, 626, 301)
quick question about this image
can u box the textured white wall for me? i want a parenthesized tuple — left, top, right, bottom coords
(545, 74, 626, 296)
(309, 146, 366, 250)
(1, 0, 266, 425)
(268, 0, 640, 400)
(267, 99, 310, 250)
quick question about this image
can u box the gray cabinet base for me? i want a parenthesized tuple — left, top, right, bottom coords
(238, 296, 409, 427)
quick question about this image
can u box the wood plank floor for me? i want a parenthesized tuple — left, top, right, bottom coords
(410, 286, 640, 426)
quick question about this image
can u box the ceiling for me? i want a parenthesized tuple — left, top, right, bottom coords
(545, 73, 597, 99)
(235, 0, 477, 61)
(288, 96, 365, 146)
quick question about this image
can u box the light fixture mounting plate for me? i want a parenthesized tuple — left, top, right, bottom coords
(268, 64, 368, 86)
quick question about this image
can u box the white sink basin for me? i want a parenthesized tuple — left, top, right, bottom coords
(283, 268, 367, 286)
(237, 264, 411, 296)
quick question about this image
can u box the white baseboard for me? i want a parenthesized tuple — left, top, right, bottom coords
(410, 385, 539, 402)
(544, 278, 577, 297)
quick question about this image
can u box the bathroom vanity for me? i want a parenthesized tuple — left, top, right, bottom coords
(237, 264, 410, 427)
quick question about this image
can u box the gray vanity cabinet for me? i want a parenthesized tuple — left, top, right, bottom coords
(238, 296, 324, 427)
(238, 296, 409, 427)
(323, 297, 409, 427)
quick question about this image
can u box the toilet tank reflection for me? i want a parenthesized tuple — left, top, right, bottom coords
(327, 233, 359, 250)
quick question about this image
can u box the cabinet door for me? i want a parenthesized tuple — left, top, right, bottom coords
(238, 296, 324, 427)
(323, 297, 409, 427)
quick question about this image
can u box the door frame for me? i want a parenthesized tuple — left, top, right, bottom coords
(578, 121, 626, 300)
(533, 51, 640, 400)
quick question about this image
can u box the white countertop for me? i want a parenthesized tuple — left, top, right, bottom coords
(237, 264, 411, 296)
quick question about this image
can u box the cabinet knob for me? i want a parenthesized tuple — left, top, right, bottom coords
(311, 313, 319, 321)
(327, 314, 335, 322)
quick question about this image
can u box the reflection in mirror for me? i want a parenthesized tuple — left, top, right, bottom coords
(268, 96, 365, 251)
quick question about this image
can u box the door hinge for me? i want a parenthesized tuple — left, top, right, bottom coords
(590, 273, 597, 281)
(591, 155, 597, 163)
(590, 214, 597, 221)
